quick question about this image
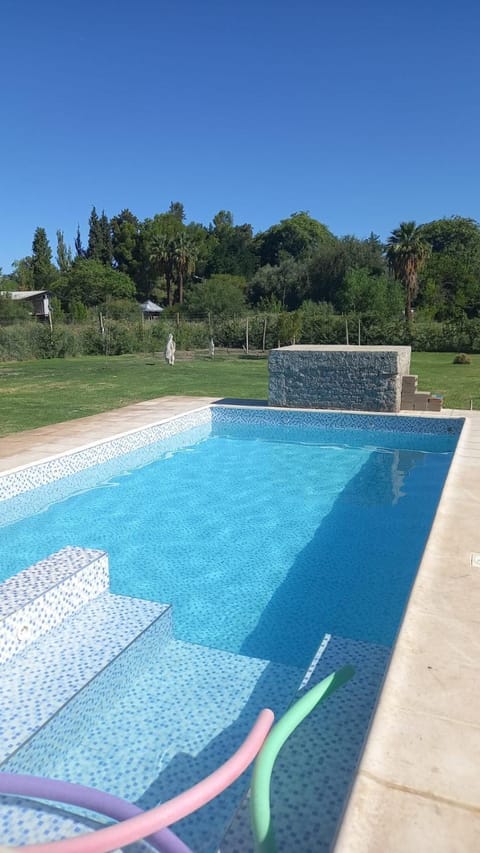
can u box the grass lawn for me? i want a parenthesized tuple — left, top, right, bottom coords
(0, 350, 479, 437)
(411, 352, 480, 410)
(0, 351, 269, 437)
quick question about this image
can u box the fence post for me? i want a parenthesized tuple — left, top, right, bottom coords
(262, 316, 267, 352)
(246, 317, 249, 353)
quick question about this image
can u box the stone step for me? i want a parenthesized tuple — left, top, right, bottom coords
(400, 375, 443, 412)
(427, 395, 443, 412)
(401, 374, 418, 389)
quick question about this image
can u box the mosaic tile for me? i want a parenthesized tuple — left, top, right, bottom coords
(0, 547, 108, 663)
(0, 796, 156, 851)
(0, 408, 212, 502)
(0, 594, 171, 764)
(0, 405, 463, 512)
(211, 404, 464, 436)
(0, 404, 459, 851)
(220, 633, 391, 852)
(4, 637, 303, 853)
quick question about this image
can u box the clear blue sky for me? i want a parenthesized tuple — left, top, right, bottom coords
(1, 0, 479, 272)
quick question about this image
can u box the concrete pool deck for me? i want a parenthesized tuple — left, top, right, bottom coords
(1, 397, 479, 851)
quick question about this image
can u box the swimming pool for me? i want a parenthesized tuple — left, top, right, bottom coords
(1, 407, 458, 668)
(0, 405, 463, 851)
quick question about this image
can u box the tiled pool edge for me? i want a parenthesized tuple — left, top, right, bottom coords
(0, 405, 212, 500)
(334, 409, 480, 852)
(1, 403, 461, 505)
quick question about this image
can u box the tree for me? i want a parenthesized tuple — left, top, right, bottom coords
(57, 259, 135, 309)
(99, 210, 113, 266)
(185, 274, 246, 317)
(254, 212, 334, 267)
(149, 234, 175, 306)
(308, 235, 386, 307)
(172, 232, 197, 304)
(87, 206, 112, 265)
(418, 217, 480, 318)
(337, 268, 403, 316)
(168, 201, 185, 222)
(11, 257, 34, 290)
(111, 209, 141, 281)
(32, 227, 56, 290)
(87, 206, 101, 259)
(56, 230, 72, 273)
(419, 216, 480, 254)
(75, 225, 87, 258)
(186, 221, 210, 278)
(247, 258, 310, 310)
(205, 211, 258, 278)
(385, 222, 430, 320)
(0, 293, 32, 321)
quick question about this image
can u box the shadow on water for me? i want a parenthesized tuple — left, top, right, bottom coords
(214, 397, 268, 407)
(133, 660, 301, 853)
(143, 445, 453, 850)
(240, 445, 451, 666)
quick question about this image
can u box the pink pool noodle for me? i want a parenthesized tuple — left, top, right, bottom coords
(1, 708, 274, 853)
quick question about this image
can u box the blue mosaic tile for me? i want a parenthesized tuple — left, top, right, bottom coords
(0, 404, 463, 515)
(211, 403, 464, 436)
(0, 546, 107, 620)
(220, 633, 391, 852)
(4, 637, 303, 853)
(0, 594, 170, 764)
(0, 420, 212, 529)
(0, 403, 458, 851)
(0, 796, 156, 851)
(0, 407, 212, 502)
(0, 547, 108, 663)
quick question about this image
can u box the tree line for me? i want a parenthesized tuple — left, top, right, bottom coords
(1, 203, 480, 326)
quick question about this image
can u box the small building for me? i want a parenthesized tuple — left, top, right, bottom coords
(1, 290, 51, 320)
(140, 300, 164, 320)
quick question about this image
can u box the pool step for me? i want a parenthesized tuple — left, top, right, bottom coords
(0, 546, 110, 663)
(2, 636, 303, 853)
(0, 590, 171, 764)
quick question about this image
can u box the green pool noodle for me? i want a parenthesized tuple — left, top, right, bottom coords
(250, 664, 355, 853)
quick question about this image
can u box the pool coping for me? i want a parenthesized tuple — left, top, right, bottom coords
(1, 397, 479, 850)
(334, 406, 480, 852)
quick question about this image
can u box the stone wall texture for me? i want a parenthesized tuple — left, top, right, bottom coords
(268, 345, 411, 412)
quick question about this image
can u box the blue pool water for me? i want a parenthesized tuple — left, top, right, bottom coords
(0, 414, 456, 669)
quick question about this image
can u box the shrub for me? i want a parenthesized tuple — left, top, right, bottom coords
(453, 353, 471, 364)
(0, 324, 36, 360)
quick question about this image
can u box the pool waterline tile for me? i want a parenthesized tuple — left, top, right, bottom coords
(0, 406, 213, 501)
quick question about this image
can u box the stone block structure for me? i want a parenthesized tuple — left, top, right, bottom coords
(268, 345, 411, 412)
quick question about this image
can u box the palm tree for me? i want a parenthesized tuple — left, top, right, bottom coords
(385, 222, 430, 321)
(149, 234, 174, 306)
(172, 233, 197, 305)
